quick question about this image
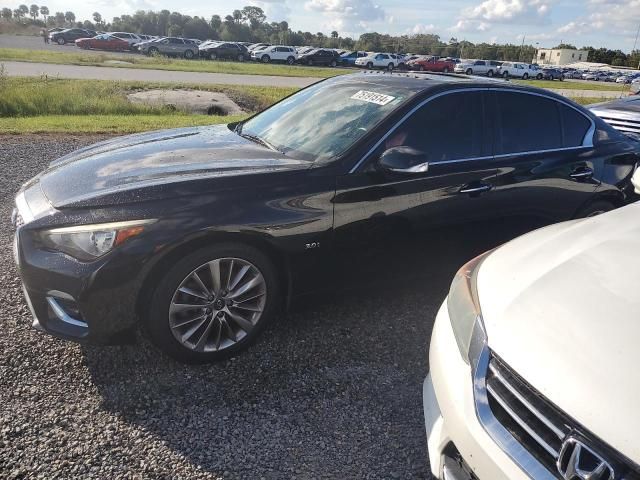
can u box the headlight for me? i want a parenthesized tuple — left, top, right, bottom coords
(447, 250, 492, 367)
(40, 219, 156, 261)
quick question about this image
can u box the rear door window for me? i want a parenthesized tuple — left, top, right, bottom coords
(494, 91, 562, 154)
(559, 104, 592, 147)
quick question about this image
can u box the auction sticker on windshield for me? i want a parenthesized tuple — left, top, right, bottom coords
(351, 90, 396, 106)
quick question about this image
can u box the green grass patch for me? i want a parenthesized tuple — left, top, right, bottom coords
(567, 96, 614, 106)
(0, 114, 248, 134)
(0, 47, 350, 78)
(0, 77, 296, 116)
(514, 79, 629, 92)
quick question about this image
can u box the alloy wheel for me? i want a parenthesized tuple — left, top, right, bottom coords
(169, 258, 267, 353)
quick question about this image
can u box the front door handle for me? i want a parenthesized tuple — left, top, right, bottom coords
(570, 167, 594, 180)
(459, 183, 493, 194)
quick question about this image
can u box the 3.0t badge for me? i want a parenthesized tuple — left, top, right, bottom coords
(557, 437, 615, 480)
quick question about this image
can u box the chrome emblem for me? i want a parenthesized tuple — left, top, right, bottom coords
(557, 437, 614, 480)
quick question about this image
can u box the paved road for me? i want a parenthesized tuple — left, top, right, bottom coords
(1, 60, 322, 88)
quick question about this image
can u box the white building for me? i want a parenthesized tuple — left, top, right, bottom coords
(534, 48, 589, 66)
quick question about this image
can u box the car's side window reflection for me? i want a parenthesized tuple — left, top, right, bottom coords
(378, 91, 485, 164)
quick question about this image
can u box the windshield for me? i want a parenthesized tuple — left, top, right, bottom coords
(238, 79, 414, 162)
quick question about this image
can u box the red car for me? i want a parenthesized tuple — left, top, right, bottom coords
(407, 56, 455, 73)
(75, 34, 130, 51)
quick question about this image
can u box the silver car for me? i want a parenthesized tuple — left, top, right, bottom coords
(138, 37, 198, 59)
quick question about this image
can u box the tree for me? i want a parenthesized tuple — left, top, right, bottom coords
(30, 4, 39, 19)
(54, 11, 64, 25)
(64, 10, 75, 24)
(232, 9, 242, 24)
(553, 43, 577, 50)
(1, 7, 12, 19)
(40, 5, 49, 23)
(331, 30, 338, 39)
(92, 12, 102, 26)
(15, 4, 28, 19)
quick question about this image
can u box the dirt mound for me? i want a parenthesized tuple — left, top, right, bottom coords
(127, 89, 244, 115)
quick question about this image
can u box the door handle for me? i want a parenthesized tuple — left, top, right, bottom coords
(570, 167, 594, 180)
(459, 183, 493, 194)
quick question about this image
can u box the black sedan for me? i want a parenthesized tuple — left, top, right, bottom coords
(199, 42, 250, 61)
(50, 28, 97, 45)
(295, 48, 341, 66)
(12, 73, 640, 363)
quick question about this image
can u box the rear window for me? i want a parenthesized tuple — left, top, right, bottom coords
(560, 104, 592, 147)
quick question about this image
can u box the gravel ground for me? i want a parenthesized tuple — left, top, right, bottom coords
(0, 135, 511, 480)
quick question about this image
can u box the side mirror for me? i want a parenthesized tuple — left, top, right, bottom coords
(379, 146, 429, 174)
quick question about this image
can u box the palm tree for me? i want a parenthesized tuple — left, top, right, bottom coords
(64, 10, 75, 25)
(40, 6, 49, 24)
(30, 4, 39, 20)
(331, 30, 338, 39)
(92, 11, 102, 26)
(1, 7, 12, 20)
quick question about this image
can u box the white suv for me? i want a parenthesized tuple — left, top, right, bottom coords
(355, 52, 399, 70)
(454, 59, 500, 76)
(496, 62, 540, 79)
(423, 202, 640, 480)
(251, 45, 298, 64)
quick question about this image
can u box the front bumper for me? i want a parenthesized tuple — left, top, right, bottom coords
(13, 224, 145, 345)
(423, 302, 529, 480)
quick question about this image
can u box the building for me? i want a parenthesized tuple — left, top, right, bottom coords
(534, 48, 589, 66)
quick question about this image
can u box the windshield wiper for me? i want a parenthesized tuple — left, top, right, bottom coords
(238, 131, 284, 154)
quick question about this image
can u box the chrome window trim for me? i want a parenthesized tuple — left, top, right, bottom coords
(350, 87, 596, 173)
(473, 345, 557, 480)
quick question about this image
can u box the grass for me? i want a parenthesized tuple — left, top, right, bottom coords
(0, 47, 350, 78)
(0, 76, 295, 117)
(514, 78, 629, 92)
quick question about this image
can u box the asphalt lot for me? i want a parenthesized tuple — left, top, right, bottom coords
(0, 32, 140, 56)
(0, 134, 524, 479)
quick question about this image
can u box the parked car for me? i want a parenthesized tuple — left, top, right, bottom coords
(138, 37, 198, 58)
(12, 73, 639, 363)
(251, 45, 297, 64)
(542, 67, 564, 80)
(200, 42, 250, 61)
(108, 32, 142, 47)
(295, 48, 341, 66)
(50, 28, 97, 45)
(496, 62, 538, 79)
(583, 71, 609, 81)
(423, 199, 640, 480)
(354, 52, 399, 70)
(247, 43, 270, 51)
(407, 56, 456, 73)
(340, 50, 368, 65)
(75, 34, 130, 51)
(454, 59, 501, 77)
(589, 96, 640, 137)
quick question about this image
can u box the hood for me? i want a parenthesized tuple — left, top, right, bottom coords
(32, 125, 309, 208)
(478, 202, 640, 462)
(590, 96, 640, 114)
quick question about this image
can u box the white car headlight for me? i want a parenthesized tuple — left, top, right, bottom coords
(447, 250, 492, 367)
(40, 219, 156, 261)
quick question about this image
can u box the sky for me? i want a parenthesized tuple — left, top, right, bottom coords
(20, 0, 640, 51)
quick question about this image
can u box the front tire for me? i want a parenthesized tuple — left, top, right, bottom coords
(387, 62, 394, 70)
(575, 200, 616, 219)
(145, 244, 280, 363)
(184, 49, 194, 59)
(418, 65, 425, 71)
(522, 73, 529, 80)
(330, 59, 337, 67)
(487, 70, 494, 77)
(209, 52, 218, 60)
(366, 62, 373, 69)
(465, 68, 473, 75)
(57, 37, 65, 45)
(502, 71, 509, 78)
(536, 73, 543, 80)
(261, 54, 270, 63)
(286, 56, 294, 65)
(307, 59, 313, 66)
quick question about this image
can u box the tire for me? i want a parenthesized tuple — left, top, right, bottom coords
(574, 200, 616, 219)
(184, 49, 194, 59)
(502, 71, 509, 78)
(148, 46, 159, 56)
(387, 63, 394, 70)
(366, 62, 373, 69)
(57, 37, 65, 45)
(145, 243, 280, 363)
(261, 54, 270, 63)
(286, 56, 294, 65)
(237, 54, 244, 62)
(486, 70, 494, 77)
(522, 73, 529, 80)
(418, 65, 425, 71)
(330, 59, 337, 67)
(443, 67, 449, 73)
(465, 68, 473, 75)
(536, 73, 543, 80)
(307, 59, 313, 66)
(209, 52, 217, 60)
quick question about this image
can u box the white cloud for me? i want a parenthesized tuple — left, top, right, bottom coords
(410, 23, 436, 34)
(304, 0, 385, 33)
(556, 0, 640, 40)
(464, 0, 552, 23)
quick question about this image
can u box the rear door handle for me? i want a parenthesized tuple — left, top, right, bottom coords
(459, 183, 493, 194)
(570, 167, 594, 180)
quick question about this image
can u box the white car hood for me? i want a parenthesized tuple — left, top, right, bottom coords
(478, 201, 640, 463)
